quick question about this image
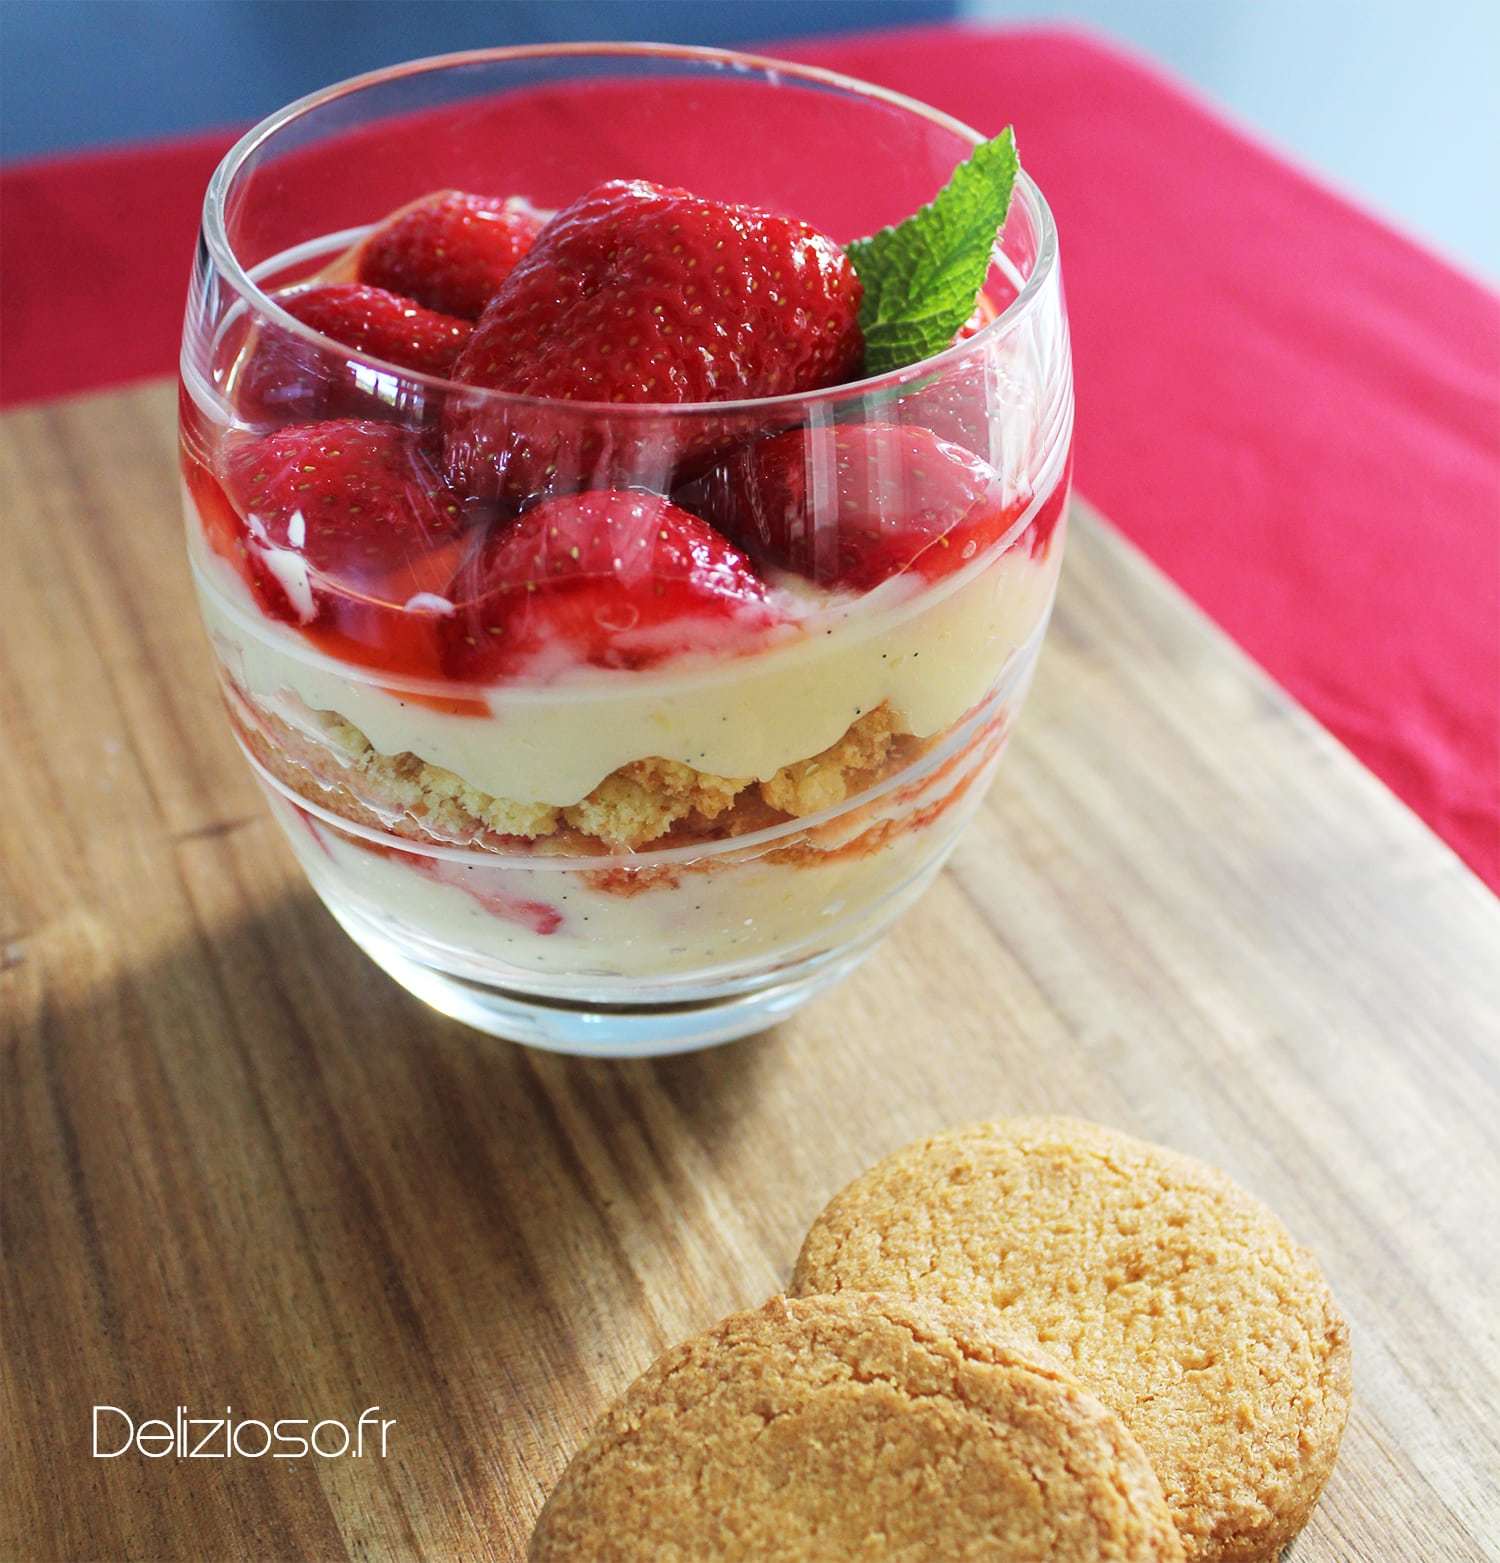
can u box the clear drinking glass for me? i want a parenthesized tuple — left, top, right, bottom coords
(179, 43, 1074, 1056)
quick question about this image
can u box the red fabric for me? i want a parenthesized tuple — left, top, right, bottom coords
(1, 130, 236, 404)
(2, 26, 1497, 887)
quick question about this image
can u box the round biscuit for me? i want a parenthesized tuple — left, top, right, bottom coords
(791, 1118, 1351, 1563)
(529, 1291, 1185, 1562)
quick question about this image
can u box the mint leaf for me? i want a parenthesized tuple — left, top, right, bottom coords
(846, 128, 1020, 375)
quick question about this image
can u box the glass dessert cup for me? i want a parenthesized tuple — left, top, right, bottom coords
(179, 44, 1074, 1056)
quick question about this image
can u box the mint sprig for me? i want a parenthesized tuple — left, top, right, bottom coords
(846, 128, 1020, 375)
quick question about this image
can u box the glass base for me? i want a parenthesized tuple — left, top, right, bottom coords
(326, 900, 875, 1057)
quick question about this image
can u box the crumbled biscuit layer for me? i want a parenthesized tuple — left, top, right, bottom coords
(235, 689, 918, 852)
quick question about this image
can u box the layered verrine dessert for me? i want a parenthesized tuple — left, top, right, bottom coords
(180, 47, 1073, 1052)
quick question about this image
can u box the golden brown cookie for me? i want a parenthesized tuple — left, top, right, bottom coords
(529, 1292, 1184, 1562)
(792, 1118, 1351, 1563)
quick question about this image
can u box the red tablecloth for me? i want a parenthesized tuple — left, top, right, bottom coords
(3, 25, 1496, 888)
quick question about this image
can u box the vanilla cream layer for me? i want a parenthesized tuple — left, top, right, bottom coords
(294, 808, 953, 982)
(269, 734, 1006, 984)
(190, 495, 1062, 809)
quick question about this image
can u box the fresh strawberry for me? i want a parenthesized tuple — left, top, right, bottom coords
(443, 180, 863, 499)
(221, 420, 479, 669)
(221, 309, 340, 426)
(454, 180, 863, 401)
(227, 285, 469, 425)
(440, 490, 778, 680)
(357, 191, 545, 320)
(683, 423, 1031, 591)
(274, 283, 472, 376)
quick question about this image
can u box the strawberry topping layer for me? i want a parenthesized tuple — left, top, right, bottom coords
(357, 191, 545, 320)
(440, 490, 779, 680)
(194, 170, 1063, 690)
(685, 423, 1029, 590)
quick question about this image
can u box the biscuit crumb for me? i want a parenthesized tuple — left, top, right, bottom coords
(759, 704, 899, 815)
(235, 689, 915, 852)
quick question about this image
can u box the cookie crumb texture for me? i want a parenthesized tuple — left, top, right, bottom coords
(792, 1119, 1351, 1563)
(529, 1293, 1185, 1562)
(239, 693, 917, 853)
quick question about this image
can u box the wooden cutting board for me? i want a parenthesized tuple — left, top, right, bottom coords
(3, 382, 1497, 1562)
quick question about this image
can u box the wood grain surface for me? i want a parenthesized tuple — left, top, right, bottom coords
(3, 382, 1498, 1563)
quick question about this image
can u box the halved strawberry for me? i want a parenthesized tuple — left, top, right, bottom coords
(221, 420, 481, 672)
(220, 309, 347, 427)
(440, 490, 779, 681)
(227, 285, 469, 426)
(683, 423, 1030, 591)
(357, 191, 545, 320)
(443, 179, 863, 500)
(275, 283, 472, 376)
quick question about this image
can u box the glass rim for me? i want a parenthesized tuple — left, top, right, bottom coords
(202, 39, 1060, 419)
